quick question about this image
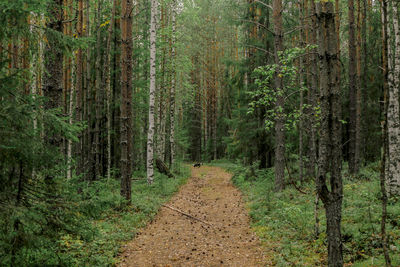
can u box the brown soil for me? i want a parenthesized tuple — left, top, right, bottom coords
(119, 166, 270, 267)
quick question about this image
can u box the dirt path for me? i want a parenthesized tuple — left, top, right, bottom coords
(119, 166, 270, 267)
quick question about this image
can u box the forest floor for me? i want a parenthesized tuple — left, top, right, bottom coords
(118, 165, 270, 266)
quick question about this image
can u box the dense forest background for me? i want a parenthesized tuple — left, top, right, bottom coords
(1, 0, 400, 266)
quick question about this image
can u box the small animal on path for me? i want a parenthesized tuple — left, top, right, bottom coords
(193, 163, 202, 168)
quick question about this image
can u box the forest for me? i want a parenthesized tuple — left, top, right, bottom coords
(1, 0, 400, 266)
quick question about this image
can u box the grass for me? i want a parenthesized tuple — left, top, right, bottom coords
(211, 160, 400, 266)
(57, 164, 190, 266)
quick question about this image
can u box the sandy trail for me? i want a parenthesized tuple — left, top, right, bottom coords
(119, 166, 269, 267)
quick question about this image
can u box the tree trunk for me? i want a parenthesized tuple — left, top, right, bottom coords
(120, 0, 133, 202)
(379, 2, 391, 264)
(147, 0, 158, 184)
(315, 2, 343, 266)
(307, 0, 318, 180)
(348, 0, 360, 175)
(67, 63, 75, 180)
(157, 2, 166, 161)
(75, 0, 84, 174)
(273, 0, 285, 191)
(105, 0, 117, 180)
(94, 0, 103, 180)
(299, 0, 306, 182)
(170, 0, 177, 166)
(84, 0, 91, 176)
(112, 0, 121, 174)
(386, 0, 400, 195)
(361, 0, 368, 165)
(44, 0, 63, 148)
(356, 0, 363, 169)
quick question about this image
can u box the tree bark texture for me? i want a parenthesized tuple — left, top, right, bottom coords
(170, 0, 177, 166)
(44, 0, 63, 148)
(315, 2, 343, 266)
(386, 0, 400, 195)
(348, 0, 360, 175)
(307, 0, 318, 180)
(379, 2, 391, 263)
(105, 0, 117, 180)
(147, 0, 158, 184)
(120, 0, 133, 202)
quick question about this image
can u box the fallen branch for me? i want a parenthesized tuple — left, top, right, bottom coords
(161, 204, 213, 226)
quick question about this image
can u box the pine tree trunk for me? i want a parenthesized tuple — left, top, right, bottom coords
(44, 0, 63, 148)
(273, 0, 285, 191)
(361, 0, 368, 164)
(315, 2, 343, 266)
(348, 0, 360, 175)
(307, 0, 318, 180)
(156, 2, 166, 160)
(84, 0, 91, 175)
(147, 0, 158, 184)
(120, 0, 133, 202)
(170, 0, 177, 166)
(94, 0, 103, 180)
(75, 0, 84, 174)
(112, 0, 121, 173)
(105, 0, 116, 180)
(356, 0, 363, 169)
(299, 0, 307, 182)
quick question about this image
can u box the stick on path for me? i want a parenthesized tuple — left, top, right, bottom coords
(119, 166, 269, 266)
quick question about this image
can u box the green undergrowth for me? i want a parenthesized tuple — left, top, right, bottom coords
(212, 160, 400, 266)
(68, 165, 190, 266)
(1, 165, 190, 267)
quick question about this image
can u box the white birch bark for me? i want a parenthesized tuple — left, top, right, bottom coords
(387, 0, 400, 195)
(147, 0, 158, 184)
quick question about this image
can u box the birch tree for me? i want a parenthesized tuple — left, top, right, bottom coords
(386, 0, 400, 195)
(147, 0, 158, 184)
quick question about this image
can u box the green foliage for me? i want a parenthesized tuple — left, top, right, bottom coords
(248, 46, 316, 132)
(0, 166, 190, 266)
(231, 162, 400, 266)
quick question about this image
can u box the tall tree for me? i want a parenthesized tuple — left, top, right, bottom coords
(307, 0, 318, 180)
(94, 0, 103, 180)
(170, 0, 177, 166)
(273, 0, 285, 191)
(386, 0, 400, 195)
(44, 0, 63, 147)
(379, 2, 392, 265)
(315, 2, 343, 266)
(120, 0, 133, 202)
(147, 0, 158, 184)
(75, 0, 84, 174)
(105, 0, 117, 179)
(348, 0, 361, 175)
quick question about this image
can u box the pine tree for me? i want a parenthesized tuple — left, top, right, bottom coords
(120, 0, 133, 201)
